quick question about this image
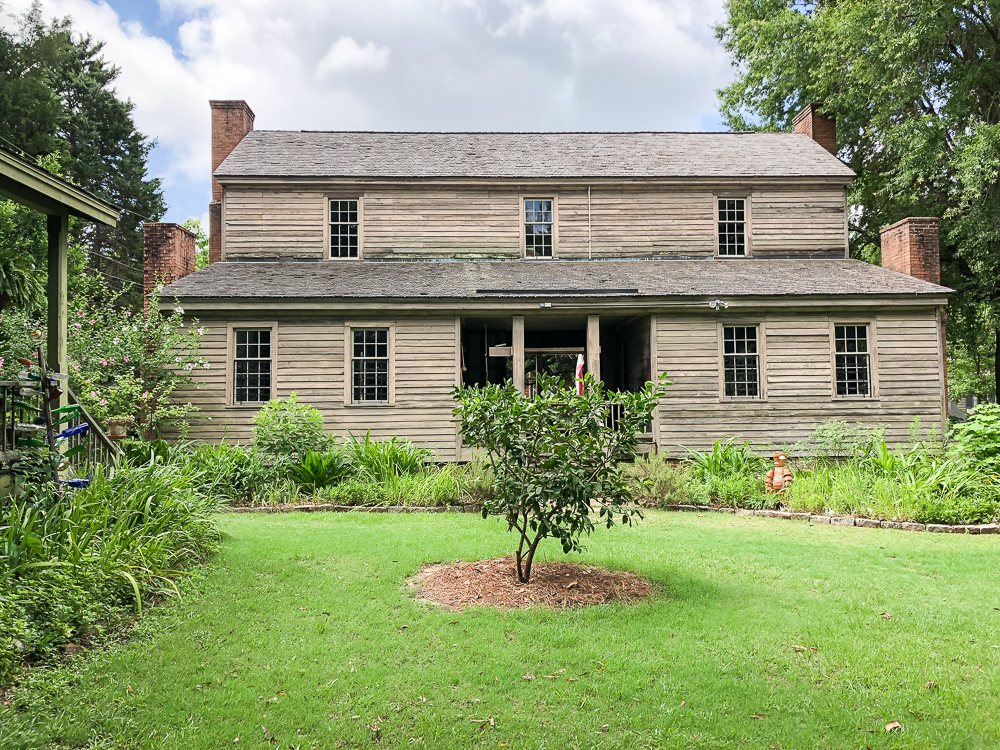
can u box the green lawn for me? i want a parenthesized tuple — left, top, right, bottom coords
(5, 511, 999, 749)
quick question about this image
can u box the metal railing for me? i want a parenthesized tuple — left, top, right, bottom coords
(604, 403, 653, 436)
(0, 381, 120, 474)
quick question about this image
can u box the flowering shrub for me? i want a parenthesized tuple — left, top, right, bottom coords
(0, 291, 206, 436)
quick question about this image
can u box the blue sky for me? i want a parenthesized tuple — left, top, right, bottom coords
(4, 0, 733, 225)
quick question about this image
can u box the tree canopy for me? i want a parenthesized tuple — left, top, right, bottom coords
(716, 0, 1000, 399)
(0, 3, 164, 306)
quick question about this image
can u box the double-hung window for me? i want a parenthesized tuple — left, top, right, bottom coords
(234, 329, 272, 404)
(834, 325, 871, 396)
(524, 199, 553, 257)
(352, 328, 389, 403)
(330, 199, 359, 258)
(717, 198, 747, 256)
(723, 325, 760, 398)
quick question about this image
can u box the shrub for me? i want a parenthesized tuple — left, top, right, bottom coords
(454, 372, 669, 583)
(317, 478, 387, 506)
(344, 431, 430, 483)
(623, 453, 707, 508)
(951, 402, 1000, 474)
(685, 439, 765, 480)
(252, 394, 328, 459)
(187, 443, 274, 504)
(288, 450, 352, 495)
(797, 420, 882, 461)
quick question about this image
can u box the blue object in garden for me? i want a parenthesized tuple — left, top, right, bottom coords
(58, 423, 89, 439)
(60, 478, 91, 489)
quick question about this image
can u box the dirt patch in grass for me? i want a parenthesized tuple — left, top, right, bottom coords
(412, 556, 654, 610)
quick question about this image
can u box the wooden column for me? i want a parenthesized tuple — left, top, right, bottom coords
(586, 314, 601, 382)
(46, 213, 68, 405)
(512, 316, 525, 394)
(649, 313, 659, 451)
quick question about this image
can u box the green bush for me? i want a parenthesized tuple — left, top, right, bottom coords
(0, 461, 219, 684)
(685, 439, 766, 480)
(187, 443, 274, 504)
(623, 453, 708, 508)
(951, 402, 1000, 474)
(344, 431, 430, 483)
(253, 394, 328, 459)
(317, 479, 387, 506)
(288, 450, 353, 495)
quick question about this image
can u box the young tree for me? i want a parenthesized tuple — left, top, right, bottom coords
(453, 373, 670, 583)
(716, 0, 1000, 400)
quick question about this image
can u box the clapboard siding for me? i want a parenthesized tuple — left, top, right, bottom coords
(655, 310, 944, 453)
(174, 315, 460, 457)
(222, 183, 847, 260)
(751, 189, 846, 258)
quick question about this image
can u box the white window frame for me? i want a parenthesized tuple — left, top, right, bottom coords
(521, 196, 558, 259)
(226, 321, 278, 407)
(830, 321, 879, 399)
(717, 322, 767, 401)
(714, 196, 752, 258)
(325, 196, 363, 260)
(343, 322, 396, 406)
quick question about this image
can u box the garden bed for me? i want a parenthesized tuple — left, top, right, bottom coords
(412, 555, 654, 610)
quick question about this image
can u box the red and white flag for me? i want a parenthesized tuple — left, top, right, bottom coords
(575, 354, 585, 395)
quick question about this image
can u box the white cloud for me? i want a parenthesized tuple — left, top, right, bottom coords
(316, 36, 390, 76)
(1, 0, 733, 221)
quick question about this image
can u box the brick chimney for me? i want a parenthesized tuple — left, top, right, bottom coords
(879, 217, 941, 285)
(793, 103, 837, 156)
(144, 223, 196, 308)
(209, 100, 254, 264)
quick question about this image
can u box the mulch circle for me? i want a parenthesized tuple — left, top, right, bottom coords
(412, 556, 654, 610)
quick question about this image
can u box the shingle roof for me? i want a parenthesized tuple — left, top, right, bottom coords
(214, 131, 856, 180)
(162, 259, 949, 301)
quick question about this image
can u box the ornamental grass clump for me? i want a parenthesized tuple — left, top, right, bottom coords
(453, 372, 669, 583)
(344, 431, 431, 483)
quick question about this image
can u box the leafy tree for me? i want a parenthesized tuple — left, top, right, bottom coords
(453, 373, 670, 583)
(0, 4, 165, 305)
(252, 394, 329, 460)
(181, 219, 210, 270)
(716, 0, 1000, 400)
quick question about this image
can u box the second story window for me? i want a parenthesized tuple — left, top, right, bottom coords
(723, 325, 760, 398)
(524, 199, 553, 257)
(835, 325, 871, 396)
(331, 199, 359, 258)
(234, 328, 272, 404)
(718, 198, 746, 256)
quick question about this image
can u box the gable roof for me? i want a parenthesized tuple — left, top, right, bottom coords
(214, 131, 856, 181)
(162, 258, 947, 301)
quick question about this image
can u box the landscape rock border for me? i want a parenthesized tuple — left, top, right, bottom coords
(661, 504, 998, 534)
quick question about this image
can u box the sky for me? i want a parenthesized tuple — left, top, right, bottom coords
(2, 0, 735, 224)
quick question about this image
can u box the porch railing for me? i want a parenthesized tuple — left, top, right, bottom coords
(0, 381, 120, 474)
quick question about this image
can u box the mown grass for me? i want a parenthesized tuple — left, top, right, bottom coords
(3, 512, 999, 749)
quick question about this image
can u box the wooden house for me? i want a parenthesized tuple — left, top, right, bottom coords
(149, 100, 951, 459)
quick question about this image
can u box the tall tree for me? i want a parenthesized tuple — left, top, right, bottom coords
(716, 0, 1000, 400)
(0, 2, 164, 305)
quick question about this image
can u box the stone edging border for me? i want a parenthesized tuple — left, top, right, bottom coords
(222, 503, 482, 514)
(661, 504, 998, 534)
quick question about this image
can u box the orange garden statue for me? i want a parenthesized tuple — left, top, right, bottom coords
(765, 452, 794, 493)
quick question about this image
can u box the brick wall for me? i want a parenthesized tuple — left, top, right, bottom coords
(792, 103, 837, 156)
(144, 223, 197, 307)
(209, 100, 254, 264)
(879, 217, 941, 285)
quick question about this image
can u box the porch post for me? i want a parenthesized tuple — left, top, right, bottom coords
(512, 316, 525, 394)
(586, 314, 601, 382)
(46, 213, 68, 405)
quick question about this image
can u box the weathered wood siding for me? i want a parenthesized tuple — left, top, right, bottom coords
(655, 310, 944, 453)
(176, 306, 943, 459)
(221, 184, 847, 260)
(176, 315, 460, 457)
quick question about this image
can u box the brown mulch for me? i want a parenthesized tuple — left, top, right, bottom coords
(411, 556, 654, 610)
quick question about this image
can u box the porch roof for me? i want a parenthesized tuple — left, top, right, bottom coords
(161, 258, 951, 301)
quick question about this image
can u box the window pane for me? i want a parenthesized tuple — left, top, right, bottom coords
(351, 327, 390, 402)
(233, 328, 273, 404)
(834, 325, 871, 396)
(723, 326, 760, 397)
(524, 198, 554, 257)
(718, 198, 746, 256)
(331, 199, 360, 258)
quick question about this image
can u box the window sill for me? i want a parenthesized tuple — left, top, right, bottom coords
(345, 402, 395, 408)
(521, 256, 558, 260)
(832, 395, 878, 401)
(713, 254, 751, 260)
(228, 403, 267, 409)
(721, 396, 767, 402)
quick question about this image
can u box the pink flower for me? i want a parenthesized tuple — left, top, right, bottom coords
(90, 390, 97, 398)
(125, 311, 132, 317)
(141, 391, 149, 399)
(74, 323, 82, 328)
(77, 311, 85, 318)
(100, 399, 107, 406)
(0, 357, 4, 369)
(100, 359, 107, 366)
(123, 356, 130, 363)
(203, 363, 211, 370)
(89, 320, 95, 325)
(71, 363, 79, 370)
(113, 338, 120, 344)
(109, 358, 115, 365)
